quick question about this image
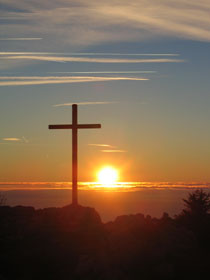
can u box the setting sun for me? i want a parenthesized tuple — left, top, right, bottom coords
(97, 166, 119, 185)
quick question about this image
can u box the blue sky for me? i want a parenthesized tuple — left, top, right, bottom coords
(0, 0, 210, 182)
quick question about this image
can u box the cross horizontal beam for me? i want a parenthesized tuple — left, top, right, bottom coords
(49, 124, 101, 129)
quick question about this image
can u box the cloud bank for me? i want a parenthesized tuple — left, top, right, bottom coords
(1, 0, 210, 49)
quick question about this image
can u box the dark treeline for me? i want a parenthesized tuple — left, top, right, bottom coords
(0, 189, 210, 280)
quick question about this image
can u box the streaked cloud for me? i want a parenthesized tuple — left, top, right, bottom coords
(0, 52, 179, 56)
(89, 143, 127, 151)
(62, 53, 179, 57)
(0, 38, 42, 41)
(101, 149, 127, 153)
(1, 0, 210, 49)
(1, 137, 29, 143)
(2, 138, 21, 141)
(54, 101, 116, 107)
(1, 55, 184, 64)
(0, 53, 183, 72)
(88, 144, 115, 148)
(50, 71, 156, 74)
(0, 76, 148, 86)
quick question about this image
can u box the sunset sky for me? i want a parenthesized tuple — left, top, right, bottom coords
(0, 0, 210, 183)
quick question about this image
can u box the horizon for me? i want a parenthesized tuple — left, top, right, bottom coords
(1, 180, 210, 189)
(1, 181, 210, 222)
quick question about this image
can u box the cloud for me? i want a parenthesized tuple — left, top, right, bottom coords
(2, 138, 21, 141)
(0, 38, 42, 40)
(0, 53, 182, 71)
(50, 71, 156, 74)
(88, 144, 115, 148)
(0, 76, 148, 86)
(1, 55, 184, 64)
(22, 136, 29, 143)
(1, 0, 210, 49)
(1, 137, 29, 143)
(62, 53, 179, 57)
(54, 101, 116, 107)
(0, 52, 178, 56)
(88, 143, 127, 152)
(101, 149, 127, 153)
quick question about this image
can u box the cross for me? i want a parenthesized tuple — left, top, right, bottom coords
(48, 104, 101, 206)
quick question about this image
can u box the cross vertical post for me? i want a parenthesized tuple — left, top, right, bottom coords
(72, 104, 78, 205)
(48, 104, 101, 206)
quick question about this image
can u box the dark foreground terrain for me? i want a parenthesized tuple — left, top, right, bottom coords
(0, 190, 210, 280)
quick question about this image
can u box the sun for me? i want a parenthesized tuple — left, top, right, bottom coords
(97, 166, 119, 185)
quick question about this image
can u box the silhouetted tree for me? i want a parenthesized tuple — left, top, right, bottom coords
(176, 189, 210, 250)
(0, 193, 6, 206)
(182, 189, 210, 217)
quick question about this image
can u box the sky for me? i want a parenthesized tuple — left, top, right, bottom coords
(0, 0, 210, 183)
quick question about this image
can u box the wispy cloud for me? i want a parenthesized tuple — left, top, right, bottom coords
(1, 137, 29, 143)
(2, 138, 21, 141)
(49, 71, 156, 74)
(0, 52, 183, 72)
(88, 143, 127, 152)
(1, 55, 184, 64)
(0, 76, 148, 86)
(54, 101, 117, 107)
(88, 144, 115, 148)
(1, 0, 210, 48)
(101, 149, 127, 153)
(0, 38, 42, 41)
(60, 53, 179, 56)
(0, 52, 179, 56)
(22, 136, 29, 143)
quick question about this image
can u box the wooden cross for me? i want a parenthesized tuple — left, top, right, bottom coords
(49, 104, 101, 206)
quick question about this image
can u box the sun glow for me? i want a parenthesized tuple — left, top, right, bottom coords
(97, 166, 119, 185)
